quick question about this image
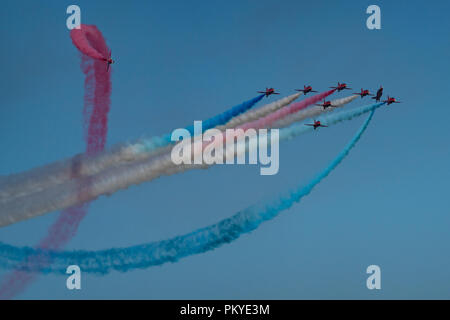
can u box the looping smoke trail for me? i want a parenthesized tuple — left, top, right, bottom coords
(0, 24, 112, 299)
(0, 108, 377, 275)
(70, 24, 109, 61)
(0, 95, 265, 203)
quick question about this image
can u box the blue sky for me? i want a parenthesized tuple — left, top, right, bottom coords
(0, 0, 449, 299)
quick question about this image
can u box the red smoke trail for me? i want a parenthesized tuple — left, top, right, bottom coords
(0, 25, 111, 299)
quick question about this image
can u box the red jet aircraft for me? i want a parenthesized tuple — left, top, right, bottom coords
(295, 85, 318, 95)
(330, 82, 351, 91)
(305, 120, 328, 130)
(354, 88, 374, 98)
(258, 88, 280, 97)
(383, 96, 401, 105)
(315, 100, 335, 109)
(103, 50, 114, 71)
(371, 86, 383, 102)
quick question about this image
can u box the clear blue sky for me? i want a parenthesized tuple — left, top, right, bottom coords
(0, 0, 449, 299)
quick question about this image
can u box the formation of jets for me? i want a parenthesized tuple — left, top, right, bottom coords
(105, 49, 400, 132)
(254, 82, 401, 130)
(301, 83, 399, 130)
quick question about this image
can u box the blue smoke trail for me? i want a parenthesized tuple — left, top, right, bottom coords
(0, 106, 379, 275)
(131, 94, 265, 154)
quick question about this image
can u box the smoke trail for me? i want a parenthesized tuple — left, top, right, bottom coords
(0, 95, 265, 203)
(271, 95, 358, 128)
(0, 108, 377, 275)
(0, 26, 112, 299)
(0, 102, 384, 228)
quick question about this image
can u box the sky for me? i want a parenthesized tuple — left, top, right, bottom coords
(0, 0, 449, 299)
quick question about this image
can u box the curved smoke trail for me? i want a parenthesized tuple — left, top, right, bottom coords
(70, 24, 109, 61)
(0, 108, 378, 275)
(0, 95, 265, 204)
(0, 102, 384, 230)
(0, 25, 112, 299)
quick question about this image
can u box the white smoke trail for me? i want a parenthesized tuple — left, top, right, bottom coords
(0, 144, 141, 203)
